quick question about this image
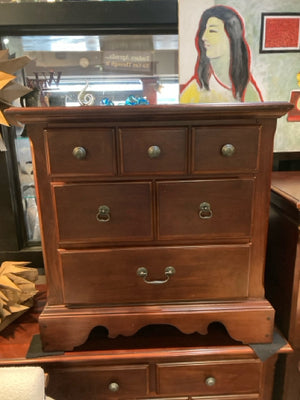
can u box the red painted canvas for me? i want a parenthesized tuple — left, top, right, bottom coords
(261, 15, 300, 51)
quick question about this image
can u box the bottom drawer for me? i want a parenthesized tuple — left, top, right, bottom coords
(60, 245, 250, 305)
(156, 360, 261, 396)
(47, 365, 149, 399)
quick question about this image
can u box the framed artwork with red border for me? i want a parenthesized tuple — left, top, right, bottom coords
(260, 13, 300, 53)
(287, 91, 300, 122)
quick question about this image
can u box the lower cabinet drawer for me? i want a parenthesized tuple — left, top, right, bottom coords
(47, 365, 149, 399)
(60, 245, 250, 305)
(156, 360, 261, 396)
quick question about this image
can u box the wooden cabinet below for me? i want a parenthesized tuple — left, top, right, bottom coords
(0, 288, 292, 400)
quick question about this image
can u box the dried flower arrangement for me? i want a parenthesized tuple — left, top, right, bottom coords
(0, 261, 38, 332)
(0, 49, 32, 126)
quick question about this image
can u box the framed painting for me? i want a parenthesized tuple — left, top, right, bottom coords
(260, 13, 300, 53)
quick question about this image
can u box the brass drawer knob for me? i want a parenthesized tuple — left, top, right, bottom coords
(221, 143, 235, 157)
(72, 146, 87, 160)
(199, 202, 213, 219)
(147, 145, 161, 158)
(205, 376, 216, 387)
(108, 382, 120, 392)
(137, 266, 176, 285)
(96, 205, 111, 222)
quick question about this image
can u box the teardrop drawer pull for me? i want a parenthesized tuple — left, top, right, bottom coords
(137, 266, 176, 285)
(199, 202, 213, 219)
(96, 205, 111, 222)
(72, 146, 87, 160)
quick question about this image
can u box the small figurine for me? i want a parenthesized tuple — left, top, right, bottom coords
(101, 97, 114, 106)
(78, 82, 95, 106)
(125, 95, 149, 105)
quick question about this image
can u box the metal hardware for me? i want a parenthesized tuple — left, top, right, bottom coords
(205, 376, 216, 387)
(221, 143, 235, 157)
(108, 382, 120, 392)
(199, 202, 213, 219)
(147, 145, 161, 159)
(96, 205, 111, 222)
(136, 266, 176, 285)
(72, 146, 87, 160)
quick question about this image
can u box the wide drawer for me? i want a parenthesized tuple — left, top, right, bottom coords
(156, 360, 261, 396)
(45, 128, 116, 177)
(119, 127, 188, 175)
(53, 182, 153, 244)
(47, 365, 149, 399)
(192, 125, 260, 173)
(157, 179, 254, 240)
(60, 245, 250, 305)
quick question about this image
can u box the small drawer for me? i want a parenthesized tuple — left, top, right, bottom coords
(157, 179, 254, 240)
(45, 128, 116, 177)
(192, 126, 260, 174)
(53, 181, 153, 244)
(47, 365, 149, 398)
(119, 127, 188, 175)
(156, 360, 261, 396)
(60, 245, 250, 305)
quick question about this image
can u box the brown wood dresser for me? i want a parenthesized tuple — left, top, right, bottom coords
(5, 102, 292, 351)
(0, 287, 293, 400)
(265, 172, 300, 400)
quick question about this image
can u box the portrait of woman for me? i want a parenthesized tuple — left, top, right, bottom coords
(180, 5, 263, 103)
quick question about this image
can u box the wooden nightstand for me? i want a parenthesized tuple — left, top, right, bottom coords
(5, 102, 292, 351)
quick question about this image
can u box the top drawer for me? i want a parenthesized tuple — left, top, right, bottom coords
(45, 128, 116, 177)
(192, 125, 260, 174)
(119, 127, 188, 176)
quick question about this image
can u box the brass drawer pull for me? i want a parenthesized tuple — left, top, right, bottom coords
(221, 143, 235, 157)
(108, 382, 120, 392)
(96, 205, 111, 222)
(72, 146, 87, 160)
(137, 266, 175, 285)
(205, 376, 216, 387)
(199, 202, 213, 219)
(147, 145, 161, 159)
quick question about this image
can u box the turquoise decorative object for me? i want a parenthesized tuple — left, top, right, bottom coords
(125, 95, 149, 105)
(101, 97, 114, 106)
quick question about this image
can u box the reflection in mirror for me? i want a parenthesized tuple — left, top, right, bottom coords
(2, 34, 179, 106)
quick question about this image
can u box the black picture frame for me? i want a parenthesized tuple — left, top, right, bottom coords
(260, 12, 300, 53)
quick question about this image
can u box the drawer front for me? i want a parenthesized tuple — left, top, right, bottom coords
(119, 127, 188, 175)
(60, 245, 250, 305)
(53, 182, 153, 243)
(45, 128, 116, 176)
(47, 365, 149, 399)
(157, 179, 254, 240)
(192, 126, 260, 173)
(156, 360, 261, 396)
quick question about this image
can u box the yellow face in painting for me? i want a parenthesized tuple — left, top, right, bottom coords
(202, 17, 230, 59)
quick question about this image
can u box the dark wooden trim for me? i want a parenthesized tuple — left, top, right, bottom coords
(0, 0, 178, 36)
